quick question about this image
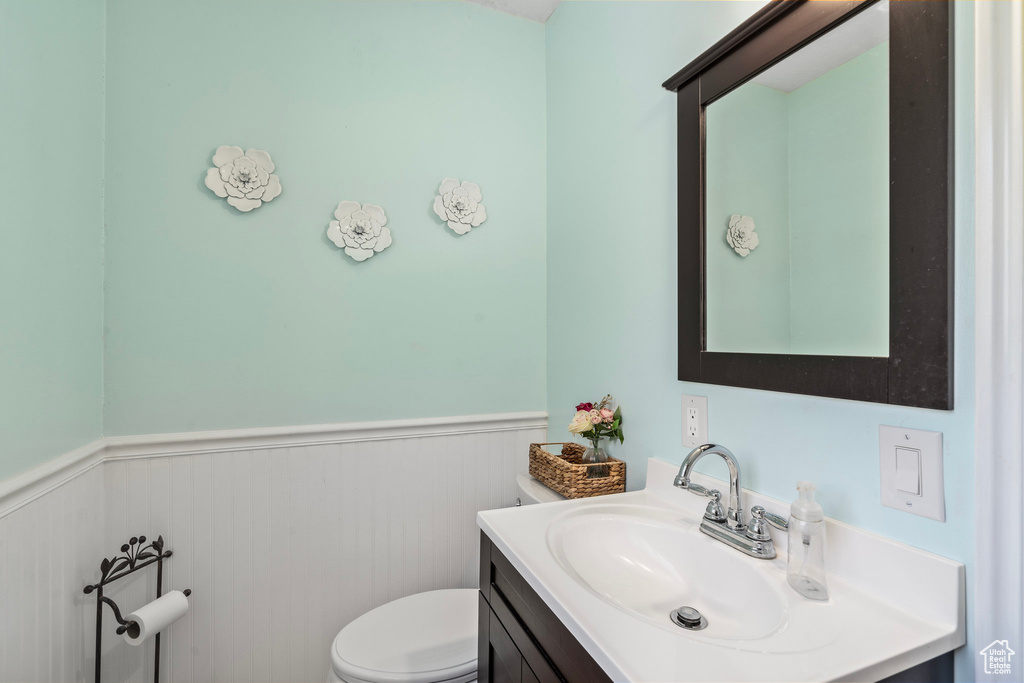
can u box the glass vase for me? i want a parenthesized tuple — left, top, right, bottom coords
(582, 441, 610, 479)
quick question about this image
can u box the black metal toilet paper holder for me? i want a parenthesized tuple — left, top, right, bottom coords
(83, 535, 191, 683)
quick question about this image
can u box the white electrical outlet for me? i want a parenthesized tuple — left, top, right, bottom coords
(681, 395, 708, 449)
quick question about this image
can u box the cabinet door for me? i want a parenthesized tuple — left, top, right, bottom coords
(488, 606, 523, 683)
(481, 533, 612, 683)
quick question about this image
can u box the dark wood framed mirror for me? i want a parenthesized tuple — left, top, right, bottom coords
(664, 0, 953, 410)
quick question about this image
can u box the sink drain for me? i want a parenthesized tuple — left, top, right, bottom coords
(670, 606, 708, 631)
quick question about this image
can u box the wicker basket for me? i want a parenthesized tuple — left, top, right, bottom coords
(528, 442, 626, 499)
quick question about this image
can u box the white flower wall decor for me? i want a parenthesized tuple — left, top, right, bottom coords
(204, 146, 282, 212)
(726, 214, 759, 257)
(432, 178, 487, 235)
(327, 201, 393, 262)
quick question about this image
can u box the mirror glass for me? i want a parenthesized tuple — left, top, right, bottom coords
(705, 1, 889, 356)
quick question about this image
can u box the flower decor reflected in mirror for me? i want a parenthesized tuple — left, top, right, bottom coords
(326, 201, 393, 263)
(726, 215, 758, 257)
(432, 178, 487, 235)
(204, 146, 282, 212)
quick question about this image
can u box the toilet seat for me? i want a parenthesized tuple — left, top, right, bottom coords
(330, 589, 478, 683)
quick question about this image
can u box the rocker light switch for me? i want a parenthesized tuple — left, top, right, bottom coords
(879, 426, 945, 521)
(894, 447, 921, 495)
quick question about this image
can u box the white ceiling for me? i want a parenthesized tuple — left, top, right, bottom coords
(751, 0, 889, 93)
(467, 0, 561, 23)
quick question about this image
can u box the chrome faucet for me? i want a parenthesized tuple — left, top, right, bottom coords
(674, 443, 745, 530)
(674, 444, 788, 559)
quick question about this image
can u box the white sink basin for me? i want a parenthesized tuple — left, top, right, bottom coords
(547, 504, 789, 643)
(547, 504, 789, 644)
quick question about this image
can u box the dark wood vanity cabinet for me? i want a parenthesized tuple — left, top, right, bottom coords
(478, 532, 612, 683)
(479, 531, 955, 683)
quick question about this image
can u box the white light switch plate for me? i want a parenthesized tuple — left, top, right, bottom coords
(879, 425, 945, 521)
(681, 395, 708, 449)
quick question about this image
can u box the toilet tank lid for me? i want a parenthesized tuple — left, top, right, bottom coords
(331, 589, 477, 683)
(516, 474, 567, 504)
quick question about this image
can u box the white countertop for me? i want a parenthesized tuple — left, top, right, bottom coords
(477, 458, 965, 683)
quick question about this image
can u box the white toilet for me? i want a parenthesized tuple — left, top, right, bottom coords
(327, 474, 565, 683)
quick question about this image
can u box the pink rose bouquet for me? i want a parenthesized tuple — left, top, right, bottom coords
(567, 394, 624, 451)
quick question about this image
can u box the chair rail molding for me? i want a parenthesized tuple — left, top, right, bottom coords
(0, 438, 106, 517)
(0, 411, 548, 519)
(974, 0, 1024, 679)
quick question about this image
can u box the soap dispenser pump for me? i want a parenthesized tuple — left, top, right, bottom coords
(787, 481, 829, 601)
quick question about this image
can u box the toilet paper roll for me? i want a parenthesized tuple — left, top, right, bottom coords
(123, 590, 189, 646)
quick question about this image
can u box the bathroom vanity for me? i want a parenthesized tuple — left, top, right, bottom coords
(477, 459, 964, 683)
(478, 533, 611, 683)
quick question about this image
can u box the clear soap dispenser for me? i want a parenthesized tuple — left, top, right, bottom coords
(787, 481, 829, 601)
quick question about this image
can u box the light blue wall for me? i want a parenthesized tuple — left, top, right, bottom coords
(0, 0, 106, 479)
(102, 0, 547, 435)
(788, 43, 889, 356)
(546, 2, 975, 678)
(705, 83, 792, 353)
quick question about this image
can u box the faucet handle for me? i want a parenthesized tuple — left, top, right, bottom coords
(746, 506, 771, 541)
(748, 506, 789, 537)
(676, 479, 727, 523)
(683, 481, 715, 498)
(703, 490, 726, 523)
(763, 509, 790, 531)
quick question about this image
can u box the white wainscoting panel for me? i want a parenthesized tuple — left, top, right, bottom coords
(0, 414, 545, 683)
(0, 465, 105, 683)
